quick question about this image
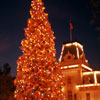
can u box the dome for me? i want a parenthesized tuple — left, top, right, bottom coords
(59, 42, 87, 63)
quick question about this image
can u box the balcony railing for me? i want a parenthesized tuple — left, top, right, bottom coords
(76, 71, 100, 88)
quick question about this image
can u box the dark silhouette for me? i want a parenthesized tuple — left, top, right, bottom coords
(0, 63, 16, 100)
(87, 0, 100, 40)
(88, 0, 100, 30)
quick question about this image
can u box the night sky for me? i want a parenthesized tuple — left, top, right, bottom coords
(0, 0, 100, 76)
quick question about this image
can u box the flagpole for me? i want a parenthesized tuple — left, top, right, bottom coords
(70, 27, 72, 42)
(69, 21, 73, 42)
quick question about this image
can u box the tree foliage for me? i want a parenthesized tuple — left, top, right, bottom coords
(14, 0, 66, 99)
(0, 63, 15, 100)
(88, 0, 100, 31)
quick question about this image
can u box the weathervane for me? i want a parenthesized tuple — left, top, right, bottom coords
(69, 20, 73, 42)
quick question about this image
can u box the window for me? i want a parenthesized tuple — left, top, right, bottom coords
(74, 94, 77, 100)
(68, 91, 73, 100)
(67, 76, 71, 84)
(97, 74, 100, 83)
(86, 93, 90, 100)
(83, 74, 94, 84)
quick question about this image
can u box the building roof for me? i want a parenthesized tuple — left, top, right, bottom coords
(59, 42, 84, 62)
(59, 42, 91, 70)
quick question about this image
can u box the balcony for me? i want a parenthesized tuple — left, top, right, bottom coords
(76, 71, 100, 88)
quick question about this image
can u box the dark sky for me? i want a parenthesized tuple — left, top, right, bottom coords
(0, 0, 100, 76)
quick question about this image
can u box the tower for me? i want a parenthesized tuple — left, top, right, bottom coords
(59, 22, 100, 100)
(59, 42, 92, 100)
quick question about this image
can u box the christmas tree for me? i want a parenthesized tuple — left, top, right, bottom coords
(14, 0, 66, 99)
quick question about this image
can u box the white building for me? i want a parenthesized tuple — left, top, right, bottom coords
(59, 42, 100, 100)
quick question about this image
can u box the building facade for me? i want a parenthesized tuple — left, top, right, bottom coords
(59, 42, 100, 100)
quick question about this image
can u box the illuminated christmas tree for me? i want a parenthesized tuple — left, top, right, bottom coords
(14, 0, 66, 99)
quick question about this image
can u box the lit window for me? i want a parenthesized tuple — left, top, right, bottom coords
(83, 74, 94, 84)
(97, 74, 100, 83)
(74, 94, 77, 100)
(68, 91, 72, 100)
(86, 93, 90, 100)
(67, 76, 71, 84)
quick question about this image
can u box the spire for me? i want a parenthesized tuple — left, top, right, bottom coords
(69, 20, 73, 42)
